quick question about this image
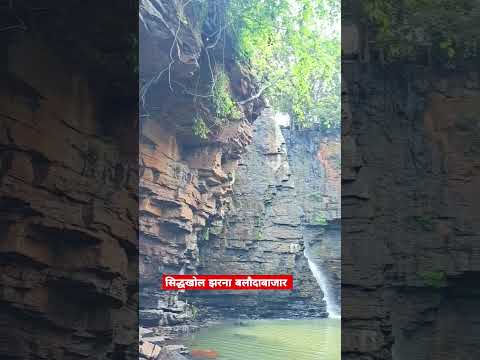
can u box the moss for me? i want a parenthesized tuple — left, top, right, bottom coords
(255, 229, 263, 241)
(312, 214, 328, 226)
(414, 215, 434, 230)
(419, 271, 447, 288)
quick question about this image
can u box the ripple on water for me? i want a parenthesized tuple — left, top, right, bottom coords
(187, 318, 340, 360)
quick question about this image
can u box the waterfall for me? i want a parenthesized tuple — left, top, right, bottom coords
(304, 249, 340, 319)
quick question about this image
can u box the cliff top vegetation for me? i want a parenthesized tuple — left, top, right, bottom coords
(353, 0, 480, 65)
(228, 0, 340, 129)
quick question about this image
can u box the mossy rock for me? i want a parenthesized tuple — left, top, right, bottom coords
(311, 215, 328, 226)
(419, 271, 447, 288)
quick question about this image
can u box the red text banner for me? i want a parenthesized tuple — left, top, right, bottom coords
(162, 274, 293, 291)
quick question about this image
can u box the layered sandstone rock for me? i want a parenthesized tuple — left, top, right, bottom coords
(188, 109, 325, 319)
(139, 0, 265, 338)
(187, 110, 340, 319)
(283, 124, 341, 315)
(342, 18, 480, 360)
(139, 114, 256, 329)
(1, 28, 138, 360)
(139, 2, 341, 352)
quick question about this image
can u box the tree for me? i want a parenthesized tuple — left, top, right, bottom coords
(228, 0, 340, 129)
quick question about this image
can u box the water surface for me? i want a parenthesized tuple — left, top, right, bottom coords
(187, 318, 340, 360)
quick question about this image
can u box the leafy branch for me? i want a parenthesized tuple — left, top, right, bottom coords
(227, 0, 340, 129)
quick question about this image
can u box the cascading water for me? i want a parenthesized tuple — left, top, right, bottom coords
(304, 248, 340, 319)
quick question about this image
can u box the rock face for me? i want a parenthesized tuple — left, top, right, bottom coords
(139, 0, 265, 337)
(190, 110, 339, 318)
(1, 22, 138, 360)
(139, 96, 340, 330)
(282, 124, 341, 316)
(139, 111, 256, 330)
(342, 19, 480, 360)
(139, 0, 340, 345)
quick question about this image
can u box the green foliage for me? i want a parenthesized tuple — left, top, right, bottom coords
(212, 70, 242, 120)
(227, 0, 340, 129)
(362, 0, 480, 63)
(312, 214, 328, 226)
(192, 116, 210, 139)
(191, 70, 240, 137)
(414, 215, 434, 230)
(255, 229, 264, 241)
(419, 271, 446, 288)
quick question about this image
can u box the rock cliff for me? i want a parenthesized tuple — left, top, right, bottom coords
(0, 3, 139, 358)
(342, 18, 480, 360)
(139, 0, 265, 338)
(282, 124, 341, 316)
(186, 110, 341, 320)
(139, 1, 341, 355)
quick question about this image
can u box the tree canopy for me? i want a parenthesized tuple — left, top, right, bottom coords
(227, 0, 340, 129)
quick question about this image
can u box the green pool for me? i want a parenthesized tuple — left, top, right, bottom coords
(187, 318, 340, 360)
